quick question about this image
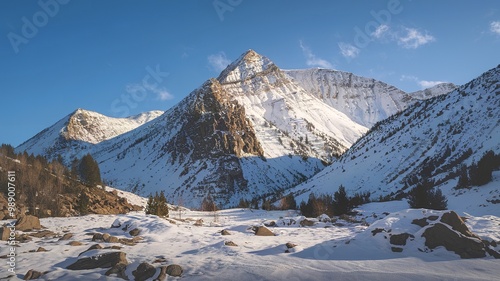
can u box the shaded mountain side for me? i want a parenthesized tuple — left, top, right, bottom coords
(292, 64, 500, 205)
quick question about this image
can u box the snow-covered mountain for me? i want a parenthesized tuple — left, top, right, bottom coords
(16, 50, 459, 208)
(291, 64, 500, 208)
(285, 68, 456, 128)
(88, 50, 372, 208)
(16, 109, 163, 159)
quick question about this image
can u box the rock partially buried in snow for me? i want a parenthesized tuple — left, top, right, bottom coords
(132, 262, 156, 281)
(225, 241, 238, 246)
(59, 233, 73, 241)
(390, 233, 414, 246)
(105, 262, 128, 280)
(422, 223, 487, 259)
(67, 251, 128, 270)
(221, 229, 231, 235)
(15, 215, 41, 231)
(440, 211, 478, 238)
(255, 226, 275, 236)
(23, 269, 44, 280)
(166, 264, 183, 277)
(129, 228, 141, 236)
(0, 227, 11, 241)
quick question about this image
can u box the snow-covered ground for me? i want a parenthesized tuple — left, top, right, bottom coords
(2, 198, 499, 280)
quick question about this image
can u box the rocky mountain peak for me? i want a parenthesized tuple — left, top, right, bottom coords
(217, 49, 278, 84)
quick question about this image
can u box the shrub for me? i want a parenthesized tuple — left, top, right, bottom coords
(408, 179, 447, 210)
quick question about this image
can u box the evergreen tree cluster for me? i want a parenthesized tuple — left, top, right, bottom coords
(299, 186, 370, 217)
(407, 179, 447, 210)
(145, 191, 169, 217)
(456, 150, 499, 189)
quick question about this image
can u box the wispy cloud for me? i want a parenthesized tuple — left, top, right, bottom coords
(338, 42, 360, 59)
(126, 82, 174, 101)
(398, 28, 435, 49)
(401, 75, 446, 89)
(299, 40, 333, 69)
(371, 24, 390, 39)
(490, 21, 500, 35)
(207, 52, 231, 72)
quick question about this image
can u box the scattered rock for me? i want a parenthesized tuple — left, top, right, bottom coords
(422, 223, 486, 258)
(68, 241, 83, 246)
(254, 226, 275, 236)
(165, 264, 183, 277)
(411, 218, 429, 227)
(132, 262, 156, 281)
(225, 241, 238, 246)
(105, 263, 128, 280)
(371, 228, 385, 236)
(119, 238, 137, 246)
(15, 215, 41, 231)
(0, 227, 11, 241)
(23, 269, 44, 280)
(300, 219, 315, 227)
(194, 219, 204, 226)
(67, 251, 128, 270)
(17, 233, 32, 243)
(108, 236, 120, 243)
(220, 229, 231, 236)
(36, 247, 47, 252)
(92, 233, 103, 241)
(111, 219, 121, 228)
(391, 247, 403, 253)
(102, 233, 111, 241)
(59, 233, 73, 241)
(285, 242, 297, 249)
(390, 233, 414, 246)
(155, 266, 167, 281)
(129, 228, 141, 236)
(264, 220, 276, 227)
(29, 230, 56, 238)
(78, 244, 103, 256)
(153, 257, 168, 264)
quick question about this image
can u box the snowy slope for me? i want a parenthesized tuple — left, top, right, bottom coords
(291, 64, 500, 214)
(16, 109, 163, 159)
(285, 68, 456, 128)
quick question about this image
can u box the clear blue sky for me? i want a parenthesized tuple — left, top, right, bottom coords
(1, 0, 499, 146)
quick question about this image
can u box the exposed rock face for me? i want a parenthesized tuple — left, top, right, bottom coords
(15, 215, 41, 231)
(422, 223, 486, 259)
(440, 211, 478, 238)
(67, 251, 128, 270)
(390, 233, 414, 246)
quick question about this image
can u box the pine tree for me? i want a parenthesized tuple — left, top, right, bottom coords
(77, 191, 90, 215)
(333, 185, 350, 215)
(455, 165, 470, 189)
(78, 154, 102, 187)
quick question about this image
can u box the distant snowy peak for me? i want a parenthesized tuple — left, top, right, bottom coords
(285, 68, 455, 128)
(64, 109, 164, 144)
(410, 83, 457, 100)
(16, 109, 163, 157)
